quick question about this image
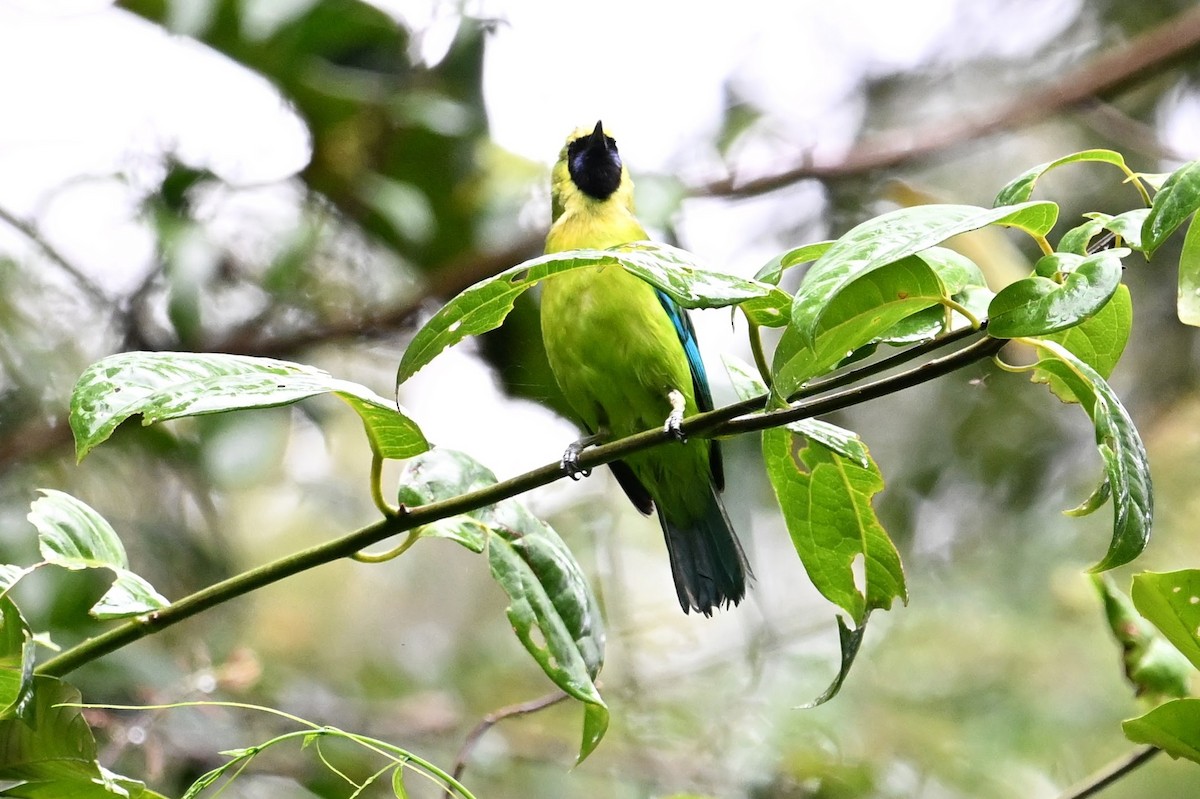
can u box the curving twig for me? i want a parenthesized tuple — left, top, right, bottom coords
(447, 689, 570, 794)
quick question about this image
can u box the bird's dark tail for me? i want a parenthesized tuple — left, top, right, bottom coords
(658, 488, 750, 616)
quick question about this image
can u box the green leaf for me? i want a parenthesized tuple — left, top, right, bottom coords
(394, 448, 607, 762)
(396, 242, 787, 384)
(1143, 160, 1200, 258)
(987, 249, 1127, 338)
(27, 490, 169, 620)
(1027, 341, 1152, 571)
(1032, 284, 1132, 403)
(772, 256, 946, 400)
(1059, 217, 1110, 256)
(1093, 574, 1192, 701)
(1123, 698, 1200, 762)
(993, 149, 1133, 206)
(0, 676, 164, 797)
(1177, 215, 1200, 327)
(70, 352, 428, 461)
(754, 240, 834, 285)
(763, 428, 905, 625)
(791, 201, 1058, 348)
(1131, 570, 1200, 672)
(798, 614, 871, 709)
(0, 596, 34, 722)
(1095, 209, 1150, 250)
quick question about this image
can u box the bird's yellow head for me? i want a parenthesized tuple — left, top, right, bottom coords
(551, 120, 635, 222)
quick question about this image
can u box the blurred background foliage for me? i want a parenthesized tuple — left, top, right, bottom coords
(3, 0, 1200, 796)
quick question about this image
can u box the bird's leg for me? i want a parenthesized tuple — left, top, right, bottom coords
(664, 389, 687, 443)
(561, 431, 606, 480)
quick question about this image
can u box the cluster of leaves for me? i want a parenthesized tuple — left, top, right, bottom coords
(4, 150, 1200, 795)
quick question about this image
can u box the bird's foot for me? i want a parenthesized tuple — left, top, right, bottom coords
(664, 389, 687, 443)
(561, 432, 605, 480)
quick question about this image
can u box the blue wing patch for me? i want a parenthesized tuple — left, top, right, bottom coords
(655, 289, 724, 490)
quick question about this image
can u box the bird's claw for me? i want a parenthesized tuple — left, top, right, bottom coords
(665, 389, 687, 443)
(560, 435, 599, 480)
(664, 411, 686, 443)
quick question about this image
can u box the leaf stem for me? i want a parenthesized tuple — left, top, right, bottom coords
(36, 330, 1005, 678)
(747, 318, 774, 390)
(369, 452, 401, 518)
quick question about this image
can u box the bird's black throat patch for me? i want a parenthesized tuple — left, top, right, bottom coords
(568, 120, 622, 200)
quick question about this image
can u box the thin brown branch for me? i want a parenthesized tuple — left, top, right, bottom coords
(0, 202, 110, 304)
(448, 690, 570, 793)
(696, 5, 1200, 198)
(1056, 745, 1161, 799)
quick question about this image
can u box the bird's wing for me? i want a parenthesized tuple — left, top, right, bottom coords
(654, 289, 724, 491)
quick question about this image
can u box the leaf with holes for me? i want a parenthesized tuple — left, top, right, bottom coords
(763, 427, 905, 625)
(1131, 570, 1200, 672)
(72, 352, 428, 461)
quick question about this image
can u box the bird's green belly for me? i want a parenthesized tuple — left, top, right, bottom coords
(541, 265, 694, 437)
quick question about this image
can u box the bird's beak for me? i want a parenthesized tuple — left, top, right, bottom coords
(589, 120, 607, 149)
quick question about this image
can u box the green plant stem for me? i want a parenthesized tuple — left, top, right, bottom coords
(37, 330, 1004, 679)
(1056, 745, 1161, 799)
(747, 318, 773, 390)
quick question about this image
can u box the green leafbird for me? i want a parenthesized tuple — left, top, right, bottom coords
(540, 121, 750, 615)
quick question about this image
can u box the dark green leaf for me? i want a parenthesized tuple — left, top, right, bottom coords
(798, 614, 870, 708)
(1177, 216, 1200, 327)
(1123, 699, 1200, 762)
(994, 149, 1133, 206)
(763, 428, 905, 625)
(397, 242, 787, 385)
(1059, 217, 1110, 255)
(26, 490, 169, 620)
(0, 676, 164, 797)
(1033, 284, 1132, 403)
(1093, 575, 1191, 701)
(1143, 161, 1200, 258)
(0, 596, 34, 721)
(71, 352, 428, 461)
(791, 202, 1057, 348)
(987, 249, 1127, 338)
(772, 256, 946, 401)
(1028, 341, 1152, 571)
(394, 448, 607, 761)
(1131, 570, 1200, 672)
